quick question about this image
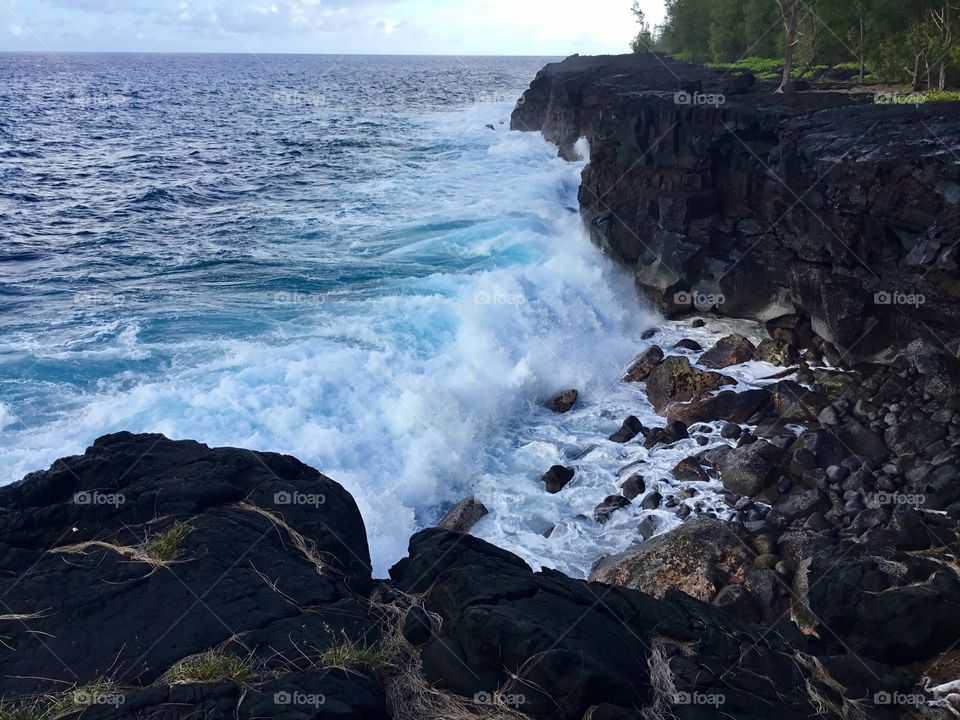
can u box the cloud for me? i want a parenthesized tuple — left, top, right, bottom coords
(8, 23, 23, 35)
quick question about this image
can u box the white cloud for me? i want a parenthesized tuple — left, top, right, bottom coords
(9, 23, 23, 35)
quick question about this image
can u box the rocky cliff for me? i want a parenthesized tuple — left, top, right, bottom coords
(512, 53, 960, 362)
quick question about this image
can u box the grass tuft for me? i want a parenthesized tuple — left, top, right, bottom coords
(0, 679, 123, 720)
(163, 650, 254, 685)
(319, 636, 392, 672)
(143, 521, 194, 562)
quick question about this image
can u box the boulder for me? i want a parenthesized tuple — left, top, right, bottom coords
(645, 356, 735, 412)
(716, 440, 784, 498)
(767, 380, 830, 423)
(620, 474, 646, 499)
(623, 345, 664, 382)
(699, 334, 756, 369)
(437, 497, 489, 533)
(754, 338, 799, 366)
(594, 495, 632, 524)
(608, 415, 646, 443)
(546, 389, 579, 413)
(542, 465, 575, 494)
(665, 389, 772, 425)
(589, 517, 753, 602)
(0, 433, 385, 716)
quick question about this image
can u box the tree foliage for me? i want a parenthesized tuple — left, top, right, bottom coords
(634, 0, 960, 88)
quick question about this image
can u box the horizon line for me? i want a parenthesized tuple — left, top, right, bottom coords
(0, 50, 572, 58)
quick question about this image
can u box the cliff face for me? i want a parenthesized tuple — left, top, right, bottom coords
(512, 54, 960, 361)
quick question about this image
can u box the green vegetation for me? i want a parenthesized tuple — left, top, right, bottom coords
(0, 680, 123, 720)
(163, 650, 253, 685)
(318, 637, 392, 672)
(144, 521, 194, 562)
(633, 0, 960, 91)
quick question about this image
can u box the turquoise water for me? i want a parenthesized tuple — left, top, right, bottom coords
(0, 54, 676, 576)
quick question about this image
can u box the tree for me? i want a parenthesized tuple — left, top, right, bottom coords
(930, 1, 959, 89)
(709, 0, 747, 62)
(630, 1, 656, 52)
(775, 0, 801, 92)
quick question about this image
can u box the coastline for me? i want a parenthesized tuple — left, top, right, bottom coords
(3, 53, 960, 719)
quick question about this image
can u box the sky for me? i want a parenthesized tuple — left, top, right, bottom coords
(0, 0, 667, 55)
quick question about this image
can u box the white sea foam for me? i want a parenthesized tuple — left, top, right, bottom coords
(0, 101, 778, 578)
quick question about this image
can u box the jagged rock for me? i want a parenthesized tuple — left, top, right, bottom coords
(699, 335, 757, 369)
(645, 356, 735, 412)
(623, 345, 664, 382)
(802, 544, 960, 663)
(392, 527, 841, 720)
(593, 495, 632, 524)
(437, 497, 489, 534)
(767, 380, 830, 423)
(513, 53, 960, 361)
(608, 415, 645, 443)
(754, 338, 799, 366)
(542, 465, 575, 493)
(589, 517, 753, 602)
(712, 584, 760, 623)
(546, 388, 579, 413)
(665, 389, 772, 425)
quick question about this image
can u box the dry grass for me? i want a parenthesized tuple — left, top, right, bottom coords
(794, 653, 869, 720)
(162, 650, 254, 685)
(49, 521, 194, 568)
(0, 679, 123, 720)
(372, 590, 529, 720)
(235, 502, 332, 575)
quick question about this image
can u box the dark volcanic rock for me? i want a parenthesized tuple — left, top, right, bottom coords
(437, 496, 489, 533)
(716, 440, 784, 497)
(593, 495, 632, 524)
(608, 415, 646, 443)
(802, 543, 960, 663)
(589, 517, 753, 602)
(393, 527, 831, 720)
(665, 388, 772, 425)
(0, 433, 384, 717)
(699, 334, 756, 369)
(513, 53, 960, 361)
(623, 345, 664, 382)
(546, 388, 579, 413)
(645, 355, 735, 412)
(542, 464, 576, 493)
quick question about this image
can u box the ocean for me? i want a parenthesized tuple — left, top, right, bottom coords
(0, 53, 754, 577)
